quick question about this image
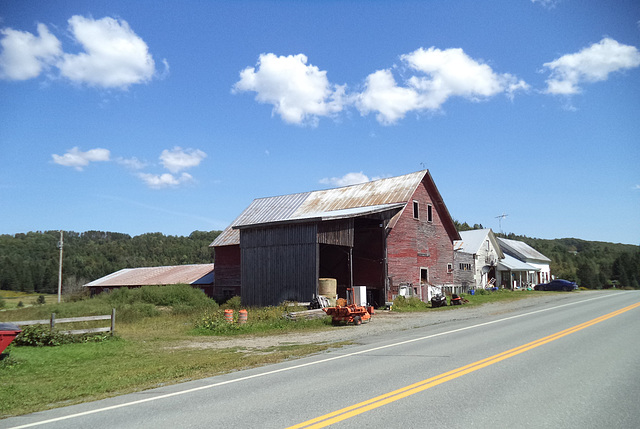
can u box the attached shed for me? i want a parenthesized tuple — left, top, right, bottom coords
(211, 170, 460, 307)
(496, 237, 552, 285)
(84, 264, 215, 297)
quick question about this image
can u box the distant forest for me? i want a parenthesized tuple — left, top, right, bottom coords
(1, 226, 639, 294)
(0, 230, 220, 293)
(455, 221, 640, 289)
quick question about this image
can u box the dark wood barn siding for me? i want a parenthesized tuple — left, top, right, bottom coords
(318, 219, 354, 246)
(240, 223, 318, 306)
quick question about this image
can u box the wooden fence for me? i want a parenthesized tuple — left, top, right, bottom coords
(11, 308, 116, 335)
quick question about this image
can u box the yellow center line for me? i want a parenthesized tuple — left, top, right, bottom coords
(287, 301, 640, 429)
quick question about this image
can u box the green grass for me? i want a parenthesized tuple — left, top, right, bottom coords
(0, 286, 338, 418)
(0, 286, 550, 418)
(390, 288, 547, 312)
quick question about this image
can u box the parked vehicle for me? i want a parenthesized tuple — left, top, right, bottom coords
(431, 294, 447, 307)
(534, 279, 578, 291)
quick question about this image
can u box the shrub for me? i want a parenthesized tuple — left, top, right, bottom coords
(222, 296, 241, 310)
(12, 325, 111, 347)
(17, 301, 24, 308)
(392, 296, 429, 312)
(36, 295, 46, 305)
(106, 284, 217, 310)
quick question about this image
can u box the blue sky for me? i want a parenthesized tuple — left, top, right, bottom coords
(1, 0, 639, 245)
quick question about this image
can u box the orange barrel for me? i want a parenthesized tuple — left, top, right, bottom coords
(224, 309, 234, 323)
(238, 309, 248, 324)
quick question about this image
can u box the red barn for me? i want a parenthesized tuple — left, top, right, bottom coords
(210, 170, 460, 306)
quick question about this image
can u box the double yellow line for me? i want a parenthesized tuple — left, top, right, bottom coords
(288, 301, 640, 429)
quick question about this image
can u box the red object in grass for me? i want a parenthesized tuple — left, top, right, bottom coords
(0, 323, 22, 354)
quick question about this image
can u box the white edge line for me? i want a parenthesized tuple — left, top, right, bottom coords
(7, 292, 628, 428)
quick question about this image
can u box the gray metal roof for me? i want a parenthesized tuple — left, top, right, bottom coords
(453, 229, 504, 258)
(212, 170, 428, 247)
(496, 237, 551, 263)
(498, 254, 540, 271)
(84, 264, 215, 287)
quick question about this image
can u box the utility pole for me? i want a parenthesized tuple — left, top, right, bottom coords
(57, 230, 63, 303)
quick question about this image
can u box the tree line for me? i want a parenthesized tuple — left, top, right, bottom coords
(0, 230, 220, 293)
(1, 227, 638, 294)
(455, 221, 640, 289)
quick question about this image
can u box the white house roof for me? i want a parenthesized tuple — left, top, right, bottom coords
(84, 264, 214, 287)
(453, 229, 505, 259)
(498, 254, 539, 272)
(496, 237, 551, 263)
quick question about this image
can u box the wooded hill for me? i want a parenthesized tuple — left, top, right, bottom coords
(456, 221, 640, 289)
(0, 230, 220, 294)
(1, 228, 638, 294)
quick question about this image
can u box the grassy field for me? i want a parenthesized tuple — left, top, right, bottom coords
(1, 286, 542, 418)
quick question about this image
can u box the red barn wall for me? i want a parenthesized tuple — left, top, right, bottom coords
(212, 244, 241, 301)
(386, 180, 454, 300)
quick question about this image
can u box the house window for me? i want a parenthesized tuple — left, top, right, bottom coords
(427, 204, 433, 222)
(447, 263, 453, 273)
(413, 201, 419, 219)
(420, 267, 429, 284)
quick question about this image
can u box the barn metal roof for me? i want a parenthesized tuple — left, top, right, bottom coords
(496, 238, 551, 263)
(84, 264, 215, 287)
(212, 170, 460, 247)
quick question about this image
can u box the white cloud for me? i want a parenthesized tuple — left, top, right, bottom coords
(543, 38, 640, 95)
(356, 69, 421, 125)
(57, 16, 157, 89)
(52, 147, 110, 171)
(116, 156, 147, 170)
(137, 172, 193, 189)
(0, 16, 161, 88)
(234, 53, 345, 126)
(531, 0, 560, 8)
(357, 47, 528, 124)
(0, 23, 62, 80)
(320, 172, 374, 187)
(159, 147, 207, 174)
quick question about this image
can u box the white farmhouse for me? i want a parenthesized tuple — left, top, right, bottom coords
(454, 229, 504, 290)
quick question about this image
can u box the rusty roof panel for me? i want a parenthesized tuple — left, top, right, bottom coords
(84, 264, 214, 287)
(211, 170, 429, 247)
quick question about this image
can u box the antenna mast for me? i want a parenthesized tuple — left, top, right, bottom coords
(495, 213, 508, 233)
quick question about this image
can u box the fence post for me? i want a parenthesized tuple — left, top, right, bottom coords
(50, 313, 55, 332)
(110, 308, 116, 335)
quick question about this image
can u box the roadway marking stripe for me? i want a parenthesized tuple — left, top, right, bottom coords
(287, 301, 640, 429)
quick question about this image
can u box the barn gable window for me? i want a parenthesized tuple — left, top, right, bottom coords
(413, 201, 419, 219)
(427, 204, 433, 222)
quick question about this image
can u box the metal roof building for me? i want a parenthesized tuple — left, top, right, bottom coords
(211, 170, 461, 306)
(84, 264, 215, 296)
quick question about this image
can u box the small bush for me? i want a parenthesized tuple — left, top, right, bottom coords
(392, 296, 429, 312)
(17, 301, 24, 308)
(12, 325, 112, 347)
(222, 296, 241, 310)
(36, 295, 46, 305)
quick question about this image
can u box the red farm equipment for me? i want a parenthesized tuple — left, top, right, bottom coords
(0, 323, 22, 356)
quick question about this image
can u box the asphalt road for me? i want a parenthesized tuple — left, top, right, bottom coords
(3, 290, 639, 429)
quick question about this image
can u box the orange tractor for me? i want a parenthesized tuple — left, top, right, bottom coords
(323, 304, 374, 325)
(323, 287, 375, 325)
